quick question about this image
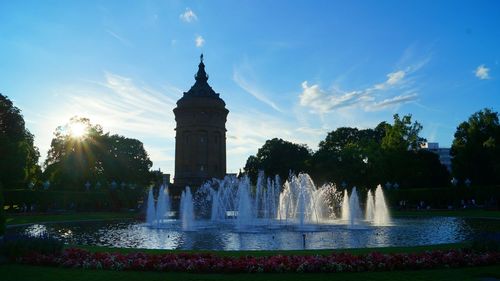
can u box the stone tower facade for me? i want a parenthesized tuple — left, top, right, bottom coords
(173, 55, 229, 188)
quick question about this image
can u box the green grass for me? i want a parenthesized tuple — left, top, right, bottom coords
(1, 264, 499, 281)
(392, 209, 500, 219)
(6, 212, 137, 226)
(74, 242, 467, 257)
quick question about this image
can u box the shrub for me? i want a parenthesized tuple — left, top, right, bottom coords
(471, 233, 500, 253)
(0, 182, 5, 236)
(0, 235, 63, 260)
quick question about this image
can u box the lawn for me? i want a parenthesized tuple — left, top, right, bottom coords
(5, 212, 137, 226)
(1, 264, 499, 281)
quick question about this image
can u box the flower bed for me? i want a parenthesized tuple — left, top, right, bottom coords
(18, 248, 500, 273)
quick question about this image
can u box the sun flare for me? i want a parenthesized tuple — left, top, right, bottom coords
(69, 122, 87, 138)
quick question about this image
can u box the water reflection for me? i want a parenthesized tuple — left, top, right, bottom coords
(8, 217, 499, 251)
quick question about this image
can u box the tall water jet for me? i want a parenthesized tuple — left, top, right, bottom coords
(365, 190, 375, 221)
(155, 185, 171, 225)
(180, 186, 195, 231)
(341, 189, 350, 221)
(373, 185, 390, 225)
(236, 177, 253, 230)
(277, 173, 333, 225)
(146, 187, 156, 226)
(348, 187, 362, 227)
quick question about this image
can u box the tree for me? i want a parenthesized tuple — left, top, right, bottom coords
(381, 114, 425, 152)
(43, 117, 153, 189)
(244, 138, 311, 183)
(311, 126, 386, 186)
(451, 108, 500, 185)
(0, 93, 41, 189)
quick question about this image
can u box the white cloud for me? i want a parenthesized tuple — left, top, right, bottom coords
(233, 70, 283, 113)
(298, 62, 425, 114)
(374, 70, 406, 90)
(299, 82, 369, 113)
(195, 35, 205, 47)
(105, 29, 131, 46)
(366, 93, 418, 110)
(475, 64, 490, 80)
(180, 8, 198, 23)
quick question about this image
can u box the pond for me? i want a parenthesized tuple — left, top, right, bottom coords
(7, 217, 500, 250)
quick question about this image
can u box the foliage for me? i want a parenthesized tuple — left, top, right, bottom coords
(307, 114, 448, 188)
(385, 186, 500, 209)
(0, 235, 63, 260)
(244, 138, 311, 183)
(3, 189, 144, 212)
(451, 108, 500, 185)
(0, 94, 41, 189)
(43, 117, 153, 189)
(381, 114, 425, 152)
(0, 182, 4, 236)
(18, 247, 500, 273)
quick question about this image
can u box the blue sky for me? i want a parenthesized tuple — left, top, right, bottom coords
(1, 0, 499, 175)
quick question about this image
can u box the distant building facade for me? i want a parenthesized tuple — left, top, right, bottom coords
(173, 55, 229, 188)
(421, 142, 452, 171)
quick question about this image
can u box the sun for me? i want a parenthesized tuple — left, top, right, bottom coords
(69, 122, 87, 138)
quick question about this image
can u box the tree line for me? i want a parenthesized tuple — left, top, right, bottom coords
(245, 109, 500, 189)
(0, 93, 154, 192)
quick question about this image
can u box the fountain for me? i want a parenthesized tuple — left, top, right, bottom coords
(365, 189, 375, 221)
(373, 184, 391, 225)
(341, 189, 350, 221)
(155, 185, 171, 225)
(145, 172, 391, 231)
(180, 186, 195, 231)
(347, 187, 363, 228)
(146, 187, 156, 226)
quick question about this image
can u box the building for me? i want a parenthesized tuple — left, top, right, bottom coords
(421, 142, 452, 171)
(173, 55, 229, 188)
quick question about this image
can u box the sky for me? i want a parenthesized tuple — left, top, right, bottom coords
(1, 0, 499, 175)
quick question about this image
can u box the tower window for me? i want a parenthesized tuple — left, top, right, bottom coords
(200, 165, 205, 171)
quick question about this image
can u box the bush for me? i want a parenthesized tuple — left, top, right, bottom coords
(0, 182, 5, 236)
(471, 233, 500, 253)
(3, 188, 145, 212)
(0, 235, 63, 260)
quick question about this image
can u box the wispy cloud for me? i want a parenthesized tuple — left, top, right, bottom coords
(367, 92, 418, 110)
(475, 64, 490, 80)
(233, 62, 283, 113)
(32, 73, 179, 171)
(180, 8, 198, 22)
(105, 29, 131, 46)
(299, 58, 427, 114)
(195, 35, 205, 47)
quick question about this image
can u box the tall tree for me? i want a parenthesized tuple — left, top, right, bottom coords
(43, 117, 153, 188)
(311, 126, 385, 186)
(0, 94, 40, 189)
(451, 108, 500, 185)
(381, 114, 425, 152)
(244, 138, 311, 183)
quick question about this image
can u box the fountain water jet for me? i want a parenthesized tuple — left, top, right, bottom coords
(180, 186, 195, 231)
(341, 189, 350, 221)
(347, 187, 363, 228)
(155, 185, 171, 225)
(373, 185, 391, 225)
(146, 187, 156, 226)
(365, 190, 375, 221)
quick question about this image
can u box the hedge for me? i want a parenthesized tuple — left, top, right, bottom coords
(2, 188, 146, 212)
(385, 185, 500, 209)
(0, 182, 5, 235)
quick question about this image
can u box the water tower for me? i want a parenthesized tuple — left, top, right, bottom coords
(173, 55, 229, 188)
